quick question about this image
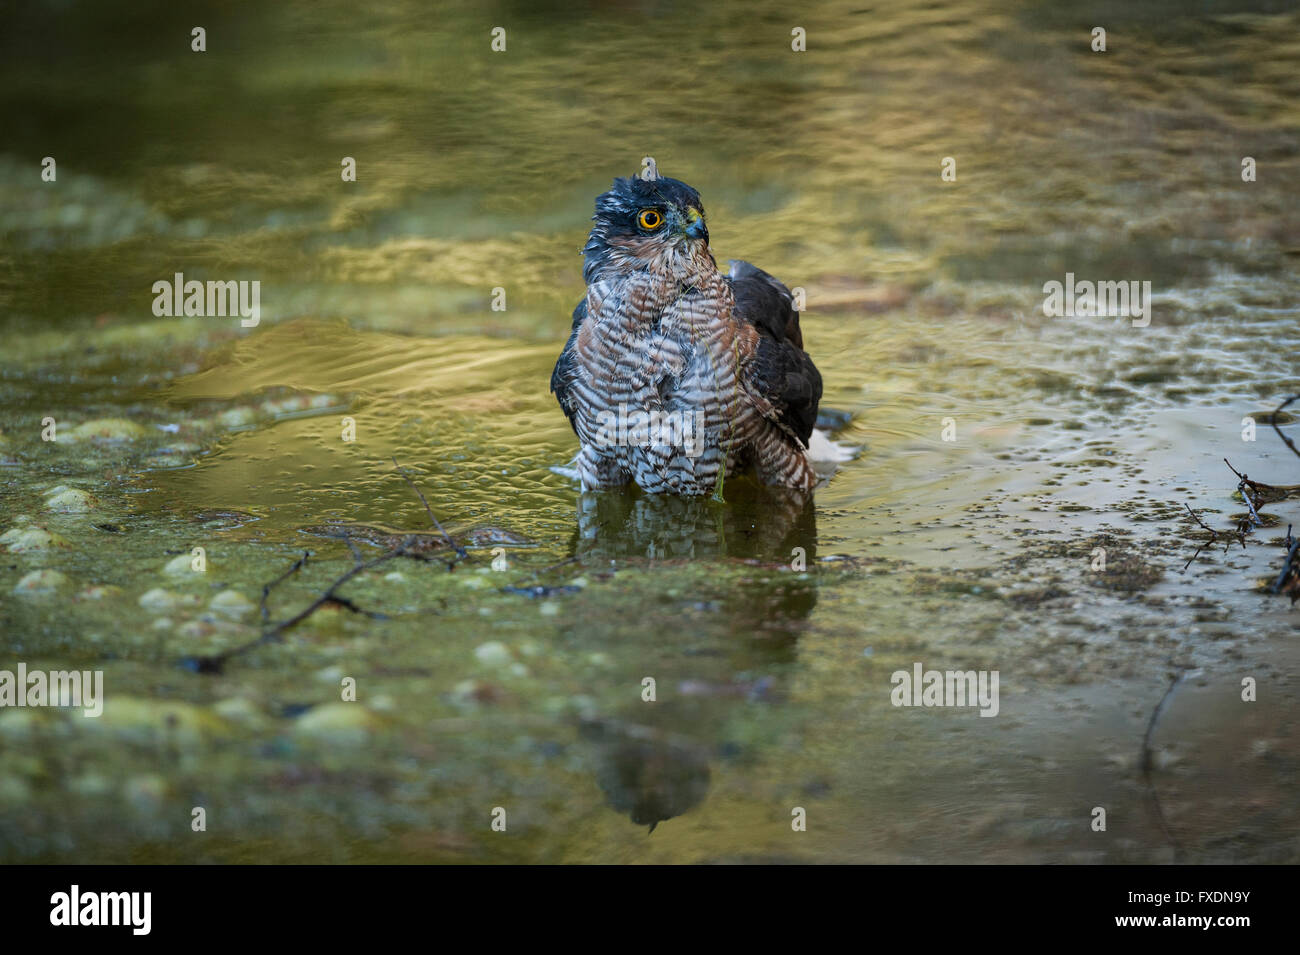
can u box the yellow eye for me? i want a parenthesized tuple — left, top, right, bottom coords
(638, 209, 663, 229)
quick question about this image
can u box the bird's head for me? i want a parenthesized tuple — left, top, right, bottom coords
(582, 174, 713, 284)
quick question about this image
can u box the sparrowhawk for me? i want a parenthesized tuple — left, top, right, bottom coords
(551, 174, 822, 495)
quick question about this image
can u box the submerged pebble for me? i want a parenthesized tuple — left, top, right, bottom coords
(2, 526, 72, 552)
(217, 407, 257, 428)
(163, 553, 201, 576)
(474, 641, 512, 667)
(138, 588, 202, 611)
(213, 697, 266, 725)
(13, 569, 70, 595)
(43, 486, 98, 513)
(209, 589, 255, 618)
(86, 697, 228, 745)
(67, 418, 148, 442)
(77, 584, 123, 601)
(291, 703, 380, 744)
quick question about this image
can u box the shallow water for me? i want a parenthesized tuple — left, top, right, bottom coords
(1, 0, 1298, 862)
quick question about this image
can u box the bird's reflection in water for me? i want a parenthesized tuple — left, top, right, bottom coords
(573, 479, 818, 563)
(569, 480, 821, 832)
(581, 717, 712, 833)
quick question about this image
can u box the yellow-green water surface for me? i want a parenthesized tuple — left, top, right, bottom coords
(1, 0, 1298, 862)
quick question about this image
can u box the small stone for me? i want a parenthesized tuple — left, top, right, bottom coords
(450, 679, 505, 708)
(291, 703, 379, 745)
(77, 584, 123, 601)
(260, 395, 309, 417)
(176, 619, 217, 639)
(68, 418, 149, 442)
(213, 697, 263, 724)
(142, 453, 190, 468)
(209, 589, 254, 618)
(138, 588, 180, 610)
(218, 407, 257, 428)
(474, 641, 512, 667)
(43, 487, 97, 513)
(163, 553, 200, 576)
(89, 697, 228, 746)
(13, 569, 69, 595)
(2, 526, 71, 553)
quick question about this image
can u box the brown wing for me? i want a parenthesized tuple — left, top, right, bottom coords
(550, 298, 587, 436)
(728, 260, 821, 447)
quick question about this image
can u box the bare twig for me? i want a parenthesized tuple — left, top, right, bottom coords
(1140, 667, 1187, 861)
(1270, 394, 1300, 462)
(392, 456, 468, 560)
(323, 594, 389, 619)
(261, 551, 310, 623)
(1271, 525, 1299, 602)
(1183, 503, 1216, 536)
(1183, 406, 1298, 607)
(1222, 458, 1271, 542)
(1223, 457, 1280, 495)
(185, 465, 469, 673)
(1180, 504, 1223, 572)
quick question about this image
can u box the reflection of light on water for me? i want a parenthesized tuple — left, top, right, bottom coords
(1, 0, 1297, 863)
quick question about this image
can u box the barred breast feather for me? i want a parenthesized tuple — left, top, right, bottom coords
(552, 254, 821, 495)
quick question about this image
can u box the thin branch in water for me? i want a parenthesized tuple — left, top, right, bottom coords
(1179, 503, 1236, 571)
(1240, 482, 1264, 529)
(392, 456, 468, 560)
(323, 594, 389, 619)
(1270, 525, 1299, 603)
(1140, 667, 1187, 861)
(1270, 394, 1300, 462)
(261, 551, 310, 623)
(186, 464, 468, 673)
(1223, 457, 1280, 495)
(1222, 459, 1269, 538)
(1183, 503, 1217, 536)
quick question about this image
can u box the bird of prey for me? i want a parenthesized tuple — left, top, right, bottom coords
(551, 174, 822, 495)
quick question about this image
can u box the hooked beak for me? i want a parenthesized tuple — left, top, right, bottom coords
(680, 206, 708, 244)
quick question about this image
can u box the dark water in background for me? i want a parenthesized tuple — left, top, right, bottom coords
(0, 0, 1298, 862)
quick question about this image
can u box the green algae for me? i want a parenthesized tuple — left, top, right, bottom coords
(1, 0, 1299, 863)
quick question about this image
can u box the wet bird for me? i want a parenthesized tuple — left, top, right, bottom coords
(551, 174, 822, 495)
